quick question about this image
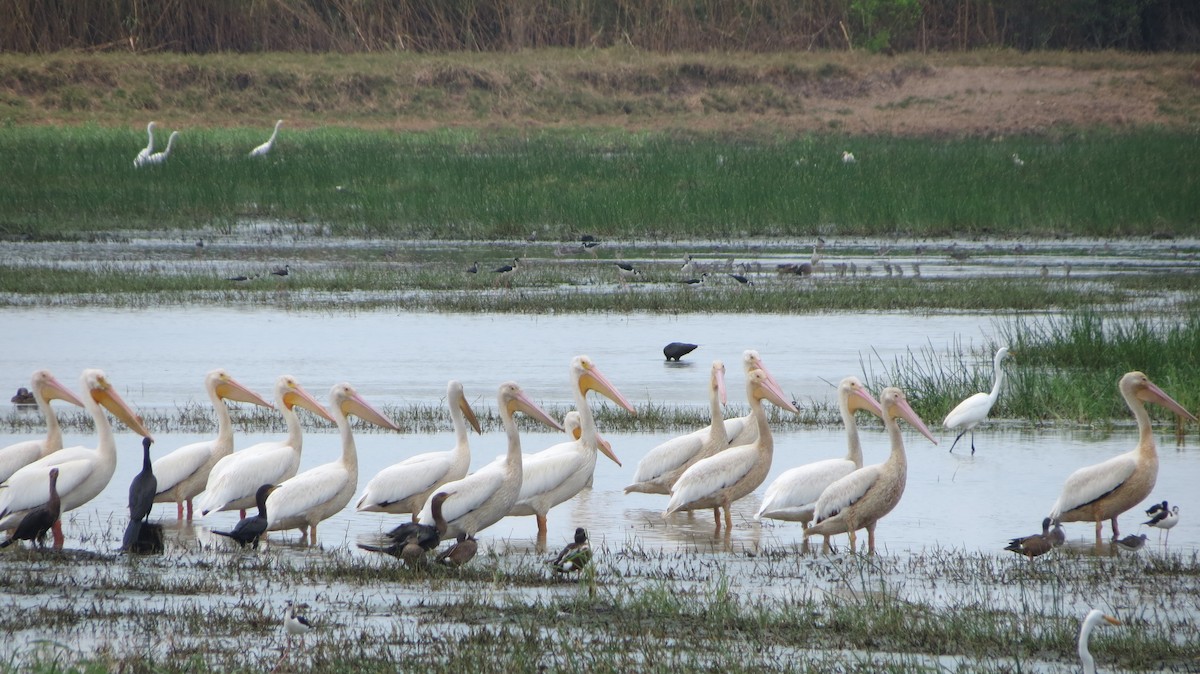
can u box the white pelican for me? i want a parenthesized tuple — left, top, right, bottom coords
(132, 121, 156, 167)
(1079, 609, 1120, 674)
(417, 382, 562, 540)
(152, 369, 273, 520)
(625, 360, 729, 495)
(0, 370, 85, 484)
(356, 380, 480, 520)
(0, 369, 153, 546)
(196, 375, 335, 517)
(140, 131, 179, 167)
(1049, 371, 1195, 544)
(943, 346, 1010, 454)
(1144, 502, 1180, 544)
(266, 382, 401, 542)
(756, 377, 883, 545)
(249, 119, 284, 158)
(508, 356, 634, 538)
(664, 368, 798, 531)
(804, 386, 937, 554)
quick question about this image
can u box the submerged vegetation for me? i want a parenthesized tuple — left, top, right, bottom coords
(0, 538, 1196, 673)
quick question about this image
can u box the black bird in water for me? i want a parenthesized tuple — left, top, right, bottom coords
(213, 484, 278, 549)
(359, 492, 450, 565)
(0, 467, 61, 549)
(436, 532, 479, 567)
(466, 261, 479, 274)
(663, 342, 699, 362)
(271, 265, 290, 277)
(551, 527, 592, 573)
(729, 273, 754, 286)
(10, 387, 36, 406)
(122, 437, 157, 552)
(580, 234, 600, 248)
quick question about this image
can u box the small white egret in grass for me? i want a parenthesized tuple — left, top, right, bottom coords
(842, 150, 856, 164)
(1078, 609, 1120, 674)
(249, 120, 284, 158)
(133, 121, 157, 167)
(1012, 153, 1025, 167)
(943, 346, 1010, 454)
(140, 131, 179, 167)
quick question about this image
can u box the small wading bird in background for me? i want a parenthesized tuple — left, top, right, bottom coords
(1143, 501, 1180, 543)
(551, 527, 592, 573)
(842, 150, 856, 164)
(249, 119, 284, 158)
(943, 347, 1010, 454)
(663, 342, 698, 362)
(132, 121, 157, 167)
(139, 131, 179, 167)
(493, 258, 519, 287)
(1003, 517, 1062, 560)
(212, 483, 277, 549)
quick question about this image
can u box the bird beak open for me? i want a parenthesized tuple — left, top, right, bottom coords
(508, 389, 564, 432)
(459, 396, 482, 434)
(92, 378, 153, 440)
(579, 363, 637, 415)
(890, 393, 938, 444)
(341, 391, 401, 431)
(283, 385, 337, 424)
(44, 374, 85, 408)
(1140, 381, 1197, 422)
(216, 376, 274, 409)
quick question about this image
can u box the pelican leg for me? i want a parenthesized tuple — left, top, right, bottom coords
(846, 529, 857, 554)
(240, 509, 247, 520)
(536, 514, 548, 538)
(948, 430, 967, 453)
(186, 498, 194, 521)
(309, 524, 318, 544)
(1094, 519, 1104, 546)
(866, 522, 877, 555)
(723, 504, 733, 532)
(712, 507, 721, 530)
(176, 501, 185, 520)
(1109, 517, 1120, 540)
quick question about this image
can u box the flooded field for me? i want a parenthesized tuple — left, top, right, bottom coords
(1, 236, 1198, 672)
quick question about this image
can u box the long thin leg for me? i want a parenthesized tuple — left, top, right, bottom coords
(712, 507, 721, 530)
(866, 522, 877, 555)
(1094, 519, 1103, 545)
(970, 432, 977, 455)
(948, 430, 967, 453)
(1110, 517, 1120, 540)
(176, 501, 185, 520)
(847, 528, 857, 554)
(52, 520, 64, 549)
(723, 504, 733, 532)
(186, 498, 194, 521)
(536, 514, 548, 538)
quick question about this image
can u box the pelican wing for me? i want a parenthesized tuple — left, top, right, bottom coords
(1050, 453, 1138, 520)
(266, 464, 349, 527)
(665, 445, 757, 513)
(0, 458, 93, 517)
(0, 440, 46, 484)
(518, 443, 585, 501)
(422, 468, 506, 525)
(153, 439, 216, 494)
(357, 452, 453, 510)
(813, 465, 883, 523)
(631, 429, 707, 483)
(757, 458, 856, 520)
(197, 445, 295, 514)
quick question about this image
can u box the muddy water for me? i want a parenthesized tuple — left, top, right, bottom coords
(1, 307, 1195, 557)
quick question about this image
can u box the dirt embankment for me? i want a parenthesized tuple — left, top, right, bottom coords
(1, 51, 1197, 135)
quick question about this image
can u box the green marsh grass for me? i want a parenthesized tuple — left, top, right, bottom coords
(866, 310, 1200, 424)
(2, 127, 1198, 239)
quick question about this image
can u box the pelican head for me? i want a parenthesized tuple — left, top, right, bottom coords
(880, 387, 937, 444)
(448, 380, 482, 434)
(748, 368, 799, 414)
(743, 350, 784, 394)
(711, 360, 728, 406)
(32, 370, 85, 408)
(1123, 371, 1197, 421)
(208, 369, 274, 409)
(81, 369, 153, 440)
(499, 381, 563, 432)
(328, 382, 401, 431)
(277, 375, 337, 424)
(572, 355, 636, 414)
(840, 376, 883, 417)
(565, 410, 618, 466)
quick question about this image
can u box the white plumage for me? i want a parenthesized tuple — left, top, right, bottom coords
(417, 382, 562, 540)
(267, 382, 400, 541)
(196, 375, 334, 516)
(356, 380, 480, 519)
(249, 119, 284, 158)
(139, 131, 179, 167)
(943, 346, 1009, 454)
(152, 369, 273, 520)
(0, 370, 84, 484)
(1078, 609, 1120, 674)
(132, 121, 156, 167)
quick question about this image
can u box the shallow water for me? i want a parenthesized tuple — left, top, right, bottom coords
(1, 307, 1194, 557)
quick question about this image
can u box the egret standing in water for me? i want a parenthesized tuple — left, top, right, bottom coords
(943, 346, 1010, 454)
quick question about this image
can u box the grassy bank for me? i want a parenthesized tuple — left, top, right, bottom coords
(1, 542, 1196, 673)
(2, 126, 1198, 240)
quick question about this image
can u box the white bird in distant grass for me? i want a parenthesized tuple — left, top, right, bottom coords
(140, 131, 179, 167)
(943, 346, 1010, 454)
(1012, 153, 1025, 167)
(842, 151, 856, 164)
(133, 121, 157, 167)
(249, 120, 284, 158)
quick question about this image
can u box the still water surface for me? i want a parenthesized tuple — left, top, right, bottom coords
(1, 307, 1195, 556)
